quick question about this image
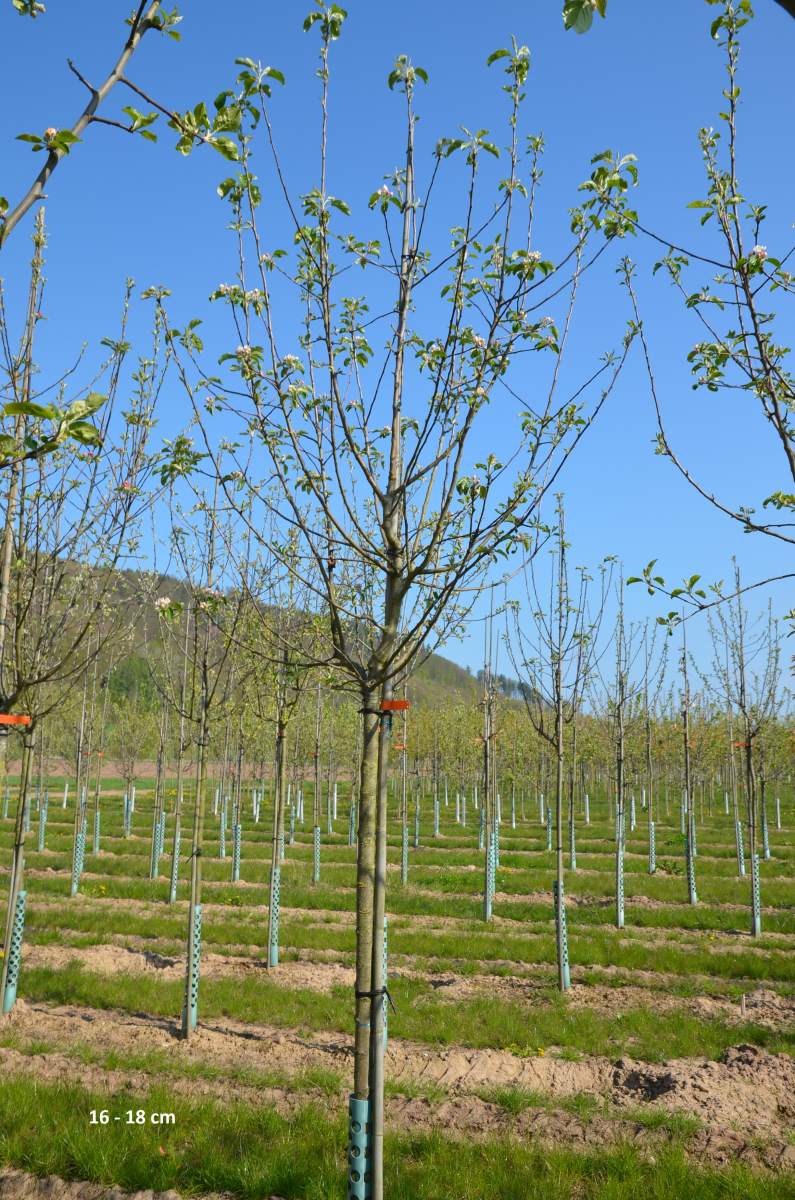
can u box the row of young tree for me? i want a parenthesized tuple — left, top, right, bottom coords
(1, 2, 792, 1196)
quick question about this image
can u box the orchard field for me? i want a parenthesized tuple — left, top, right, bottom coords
(1, 0, 795, 1197)
(1, 766, 794, 1200)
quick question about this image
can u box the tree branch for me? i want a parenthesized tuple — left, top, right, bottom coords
(0, 1, 161, 248)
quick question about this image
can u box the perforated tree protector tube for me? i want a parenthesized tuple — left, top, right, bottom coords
(401, 822, 408, 885)
(570, 818, 577, 871)
(313, 825, 321, 883)
(554, 879, 571, 990)
(268, 865, 280, 967)
(347, 1095, 370, 1199)
(736, 820, 746, 876)
(232, 822, 241, 882)
(585, 793, 590, 824)
(2, 889, 27, 1014)
(169, 828, 181, 903)
(648, 820, 656, 874)
(546, 805, 552, 852)
(182, 904, 203, 1034)
(617, 838, 625, 929)
(433, 796, 439, 837)
(70, 819, 86, 896)
(93, 808, 100, 855)
(751, 853, 762, 936)
(483, 837, 495, 921)
(630, 794, 636, 832)
(687, 832, 698, 906)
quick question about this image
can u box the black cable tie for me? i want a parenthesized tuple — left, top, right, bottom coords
(355, 986, 397, 1015)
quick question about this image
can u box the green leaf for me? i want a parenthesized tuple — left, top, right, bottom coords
(3, 400, 58, 420)
(209, 136, 240, 161)
(64, 393, 106, 421)
(66, 420, 102, 445)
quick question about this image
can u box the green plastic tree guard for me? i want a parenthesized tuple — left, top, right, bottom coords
(2, 889, 27, 1014)
(347, 1095, 370, 1199)
(686, 826, 698, 906)
(313, 825, 321, 884)
(268, 865, 280, 967)
(70, 816, 87, 897)
(169, 829, 181, 904)
(37, 801, 47, 853)
(735, 819, 746, 876)
(232, 822, 242, 882)
(750, 853, 762, 936)
(553, 879, 571, 990)
(182, 903, 203, 1035)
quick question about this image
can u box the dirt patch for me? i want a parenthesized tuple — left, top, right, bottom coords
(5, 998, 794, 1147)
(1, 1035, 794, 1175)
(0, 1168, 256, 1200)
(20, 944, 356, 994)
(612, 1043, 795, 1141)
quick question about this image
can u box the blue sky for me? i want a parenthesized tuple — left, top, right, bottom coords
(0, 0, 792, 676)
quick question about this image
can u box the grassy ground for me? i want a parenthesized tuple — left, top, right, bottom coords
(1, 779, 793, 1197)
(0, 1075, 787, 1200)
